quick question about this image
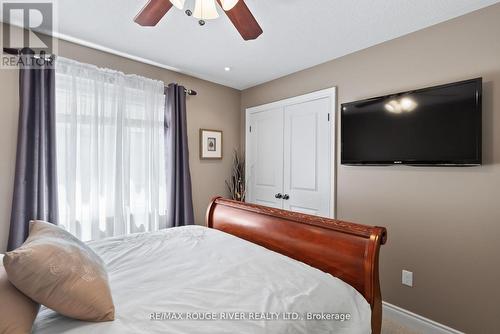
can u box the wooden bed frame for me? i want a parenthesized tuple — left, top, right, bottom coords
(206, 197, 387, 334)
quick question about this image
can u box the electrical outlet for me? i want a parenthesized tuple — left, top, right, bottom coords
(402, 270, 413, 287)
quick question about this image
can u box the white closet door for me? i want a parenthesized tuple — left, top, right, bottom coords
(246, 107, 284, 208)
(282, 97, 331, 216)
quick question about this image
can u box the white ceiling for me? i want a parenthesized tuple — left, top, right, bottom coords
(48, 0, 500, 89)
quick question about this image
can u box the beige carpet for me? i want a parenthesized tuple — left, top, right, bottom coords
(382, 318, 420, 334)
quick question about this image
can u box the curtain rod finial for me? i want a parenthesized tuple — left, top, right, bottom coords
(184, 89, 197, 96)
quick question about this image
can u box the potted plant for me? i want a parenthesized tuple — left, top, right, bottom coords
(225, 150, 246, 202)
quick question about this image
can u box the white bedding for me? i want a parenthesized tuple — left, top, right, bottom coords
(33, 226, 371, 333)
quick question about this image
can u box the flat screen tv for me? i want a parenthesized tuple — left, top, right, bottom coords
(341, 78, 482, 166)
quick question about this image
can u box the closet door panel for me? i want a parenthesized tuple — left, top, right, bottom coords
(283, 98, 331, 217)
(247, 107, 284, 209)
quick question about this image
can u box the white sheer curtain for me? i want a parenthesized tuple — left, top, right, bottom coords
(55, 57, 167, 241)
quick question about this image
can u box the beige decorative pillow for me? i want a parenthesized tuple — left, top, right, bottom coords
(0, 263, 40, 334)
(3, 221, 115, 322)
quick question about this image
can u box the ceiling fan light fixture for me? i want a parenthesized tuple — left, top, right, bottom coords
(193, 0, 219, 20)
(169, 0, 185, 9)
(219, 0, 239, 11)
(134, 0, 263, 41)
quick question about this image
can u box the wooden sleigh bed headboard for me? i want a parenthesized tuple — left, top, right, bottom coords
(206, 197, 387, 334)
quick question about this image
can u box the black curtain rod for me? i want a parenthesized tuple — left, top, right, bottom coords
(4, 48, 198, 96)
(166, 84, 197, 96)
(3, 47, 54, 59)
(3, 47, 19, 55)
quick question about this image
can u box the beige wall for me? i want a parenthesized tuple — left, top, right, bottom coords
(0, 35, 241, 252)
(241, 4, 500, 333)
(0, 67, 19, 255)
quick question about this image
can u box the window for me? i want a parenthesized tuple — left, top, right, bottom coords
(55, 58, 166, 241)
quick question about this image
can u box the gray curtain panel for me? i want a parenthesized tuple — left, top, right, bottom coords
(164, 84, 195, 227)
(7, 55, 58, 251)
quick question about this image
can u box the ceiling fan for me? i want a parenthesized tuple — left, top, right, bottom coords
(134, 0, 263, 41)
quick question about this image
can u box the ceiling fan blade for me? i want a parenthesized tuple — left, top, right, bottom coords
(217, 0, 263, 40)
(134, 0, 173, 26)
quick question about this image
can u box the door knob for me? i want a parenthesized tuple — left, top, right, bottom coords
(275, 193, 283, 199)
(283, 194, 290, 200)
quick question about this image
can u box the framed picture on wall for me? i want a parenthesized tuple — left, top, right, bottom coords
(200, 129, 223, 160)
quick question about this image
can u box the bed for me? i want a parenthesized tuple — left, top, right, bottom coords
(33, 197, 387, 334)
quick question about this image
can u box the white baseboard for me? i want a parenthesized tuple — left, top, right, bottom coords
(382, 301, 464, 334)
